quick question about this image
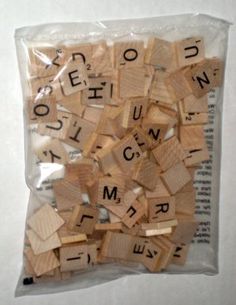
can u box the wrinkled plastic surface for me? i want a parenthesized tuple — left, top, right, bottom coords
(15, 14, 230, 296)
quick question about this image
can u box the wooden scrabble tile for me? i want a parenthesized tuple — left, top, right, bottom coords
(105, 195, 131, 219)
(113, 40, 144, 69)
(27, 95, 57, 124)
(148, 196, 175, 223)
(24, 247, 60, 276)
(95, 222, 122, 231)
(65, 159, 98, 192)
(145, 177, 170, 198)
(68, 205, 99, 234)
(142, 120, 169, 147)
(26, 230, 61, 255)
(176, 36, 205, 67)
(122, 97, 148, 128)
(65, 43, 93, 72)
(145, 37, 177, 71)
(161, 162, 192, 195)
(150, 78, 175, 104)
(87, 242, 98, 266)
(170, 216, 199, 244)
(57, 91, 85, 117)
(178, 101, 208, 125)
(27, 203, 65, 240)
(179, 125, 205, 150)
(57, 211, 88, 245)
(151, 236, 176, 271)
(81, 77, 112, 106)
(63, 114, 96, 149)
(97, 176, 125, 206)
(141, 219, 178, 231)
(121, 223, 141, 236)
(82, 106, 103, 125)
(184, 146, 209, 167)
(108, 107, 127, 139)
(112, 134, 143, 171)
(152, 136, 186, 171)
(121, 200, 145, 228)
(29, 46, 66, 77)
(91, 41, 113, 74)
(108, 70, 124, 105)
(179, 166, 196, 192)
(165, 69, 192, 101)
(59, 244, 88, 272)
(132, 158, 160, 190)
(183, 94, 208, 113)
(207, 57, 224, 87)
(184, 59, 216, 98)
(119, 67, 146, 98)
(37, 110, 72, 140)
(175, 191, 196, 216)
(95, 143, 119, 174)
(172, 243, 190, 265)
(131, 126, 152, 152)
(109, 211, 121, 223)
(83, 133, 115, 158)
(95, 105, 120, 135)
(60, 62, 89, 96)
(29, 75, 63, 101)
(35, 139, 68, 165)
(53, 178, 83, 211)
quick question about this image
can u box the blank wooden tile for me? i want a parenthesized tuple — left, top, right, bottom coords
(96, 142, 119, 174)
(122, 97, 148, 128)
(145, 177, 170, 198)
(57, 91, 85, 117)
(26, 230, 61, 255)
(131, 126, 152, 152)
(176, 36, 205, 67)
(91, 40, 113, 74)
(184, 146, 209, 167)
(179, 101, 208, 125)
(29, 46, 66, 77)
(150, 78, 175, 104)
(24, 247, 60, 276)
(170, 216, 199, 244)
(119, 67, 146, 98)
(27, 95, 57, 124)
(60, 233, 87, 245)
(148, 196, 175, 223)
(27, 203, 65, 240)
(60, 244, 88, 272)
(165, 69, 192, 101)
(97, 176, 125, 206)
(108, 107, 127, 139)
(81, 77, 112, 106)
(53, 178, 83, 211)
(161, 162, 192, 195)
(60, 62, 89, 96)
(29, 75, 63, 101)
(184, 60, 215, 98)
(35, 139, 68, 165)
(175, 191, 196, 216)
(68, 205, 99, 234)
(132, 158, 160, 190)
(112, 134, 143, 171)
(65, 43, 93, 72)
(152, 136, 186, 171)
(139, 225, 173, 237)
(63, 114, 96, 149)
(208, 57, 224, 87)
(121, 200, 145, 228)
(113, 40, 144, 69)
(172, 243, 190, 265)
(180, 125, 205, 150)
(37, 110, 72, 140)
(141, 219, 178, 231)
(183, 94, 208, 113)
(145, 37, 177, 71)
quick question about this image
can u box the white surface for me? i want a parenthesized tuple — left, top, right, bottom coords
(0, 0, 235, 304)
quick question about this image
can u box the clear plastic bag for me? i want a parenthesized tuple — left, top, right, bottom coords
(15, 14, 231, 296)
